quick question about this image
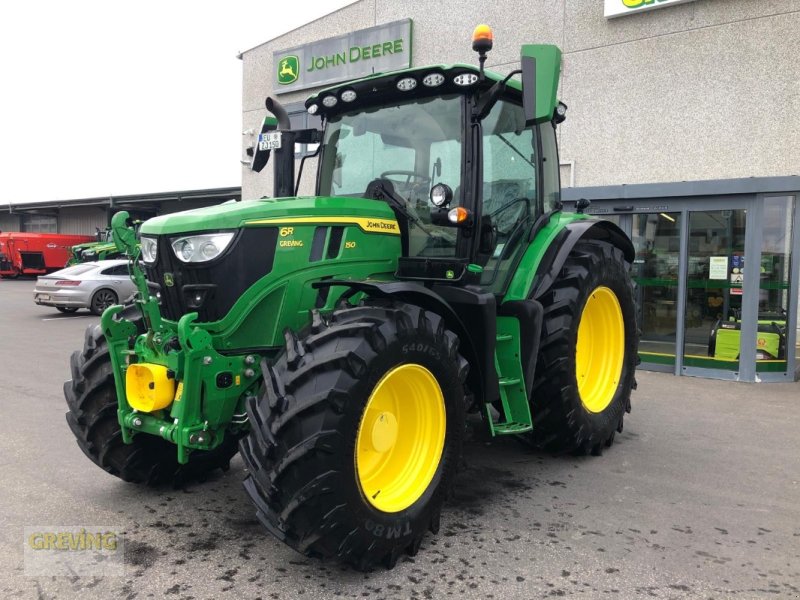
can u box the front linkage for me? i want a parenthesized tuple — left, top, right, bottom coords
(104, 211, 256, 464)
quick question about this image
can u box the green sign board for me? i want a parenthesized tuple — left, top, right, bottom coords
(274, 19, 412, 94)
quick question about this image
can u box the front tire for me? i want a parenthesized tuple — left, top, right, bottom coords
(532, 240, 637, 454)
(64, 310, 239, 485)
(240, 301, 468, 570)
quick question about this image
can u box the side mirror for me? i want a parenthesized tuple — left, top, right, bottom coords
(520, 44, 562, 126)
(521, 54, 537, 127)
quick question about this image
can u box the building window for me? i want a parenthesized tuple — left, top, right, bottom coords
(22, 215, 57, 233)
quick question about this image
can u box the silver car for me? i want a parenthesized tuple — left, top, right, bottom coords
(33, 260, 137, 315)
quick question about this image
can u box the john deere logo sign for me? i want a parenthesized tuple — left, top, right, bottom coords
(273, 19, 411, 94)
(604, 0, 696, 18)
(277, 55, 299, 85)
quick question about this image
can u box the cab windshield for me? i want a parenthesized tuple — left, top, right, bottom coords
(317, 95, 463, 257)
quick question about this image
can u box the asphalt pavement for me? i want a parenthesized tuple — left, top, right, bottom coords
(1, 277, 799, 599)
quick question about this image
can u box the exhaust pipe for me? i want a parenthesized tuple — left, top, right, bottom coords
(265, 96, 295, 197)
(266, 97, 291, 130)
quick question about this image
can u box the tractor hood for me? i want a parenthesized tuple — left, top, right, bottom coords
(125, 194, 402, 334)
(139, 196, 398, 235)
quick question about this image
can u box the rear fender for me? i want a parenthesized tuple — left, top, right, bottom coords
(530, 219, 634, 300)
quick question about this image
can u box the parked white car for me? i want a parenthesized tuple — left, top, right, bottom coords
(33, 260, 136, 315)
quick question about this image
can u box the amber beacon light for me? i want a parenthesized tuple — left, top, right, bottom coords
(472, 24, 493, 52)
(472, 24, 493, 80)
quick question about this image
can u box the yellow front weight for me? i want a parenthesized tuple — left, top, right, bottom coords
(126, 363, 176, 413)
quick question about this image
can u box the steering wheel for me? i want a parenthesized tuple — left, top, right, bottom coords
(488, 197, 530, 235)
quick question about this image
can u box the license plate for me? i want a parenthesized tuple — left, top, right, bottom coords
(258, 131, 282, 151)
(37, 294, 50, 301)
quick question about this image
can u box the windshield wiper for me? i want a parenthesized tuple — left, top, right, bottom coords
(367, 179, 434, 238)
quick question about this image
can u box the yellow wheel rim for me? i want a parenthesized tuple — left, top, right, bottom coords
(575, 286, 625, 413)
(355, 364, 446, 513)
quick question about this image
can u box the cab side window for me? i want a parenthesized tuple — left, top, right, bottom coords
(540, 121, 561, 213)
(480, 99, 537, 291)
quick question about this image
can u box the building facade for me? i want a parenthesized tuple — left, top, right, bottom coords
(239, 0, 799, 381)
(240, 0, 800, 199)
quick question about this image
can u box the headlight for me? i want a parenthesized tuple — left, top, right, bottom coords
(430, 183, 453, 208)
(170, 232, 235, 263)
(140, 236, 158, 263)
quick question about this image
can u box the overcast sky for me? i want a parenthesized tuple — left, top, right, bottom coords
(0, 1, 356, 205)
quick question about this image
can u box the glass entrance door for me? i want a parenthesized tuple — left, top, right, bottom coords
(580, 188, 798, 382)
(683, 209, 747, 371)
(758, 196, 796, 376)
(631, 212, 682, 368)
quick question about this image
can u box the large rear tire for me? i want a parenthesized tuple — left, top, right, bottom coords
(240, 301, 468, 570)
(64, 309, 239, 485)
(532, 240, 637, 454)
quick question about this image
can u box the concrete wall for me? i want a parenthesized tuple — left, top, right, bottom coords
(241, 0, 800, 199)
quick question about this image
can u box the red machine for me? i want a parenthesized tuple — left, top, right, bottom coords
(0, 232, 94, 278)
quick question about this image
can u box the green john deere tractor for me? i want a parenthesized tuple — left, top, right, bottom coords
(65, 28, 638, 569)
(67, 228, 124, 265)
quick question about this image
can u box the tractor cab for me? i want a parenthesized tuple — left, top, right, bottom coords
(253, 32, 565, 295)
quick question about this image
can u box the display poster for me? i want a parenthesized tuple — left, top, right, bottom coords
(730, 255, 744, 295)
(709, 256, 728, 280)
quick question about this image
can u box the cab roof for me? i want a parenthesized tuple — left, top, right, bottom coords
(304, 63, 522, 119)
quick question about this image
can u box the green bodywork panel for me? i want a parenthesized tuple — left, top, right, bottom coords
(140, 196, 393, 235)
(503, 211, 590, 303)
(137, 197, 400, 348)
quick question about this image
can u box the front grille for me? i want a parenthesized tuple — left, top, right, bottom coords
(145, 228, 278, 322)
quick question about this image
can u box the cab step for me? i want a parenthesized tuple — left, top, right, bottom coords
(485, 316, 533, 436)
